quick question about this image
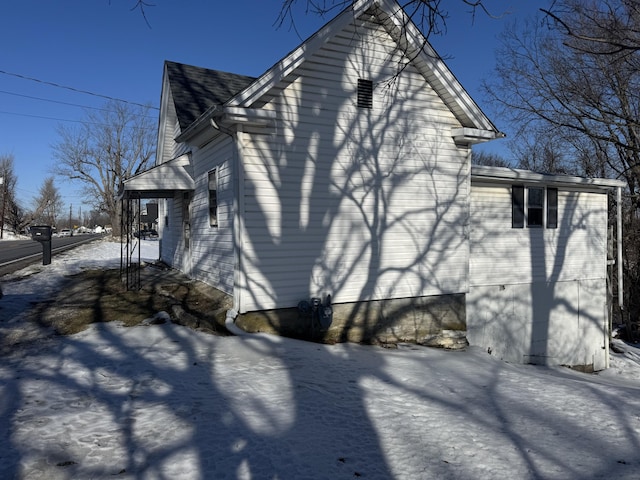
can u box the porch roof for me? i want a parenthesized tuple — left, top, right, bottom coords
(120, 154, 194, 199)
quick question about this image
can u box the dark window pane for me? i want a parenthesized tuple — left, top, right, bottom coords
(209, 170, 218, 227)
(512, 185, 525, 228)
(527, 187, 544, 227)
(528, 208, 543, 227)
(547, 188, 558, 228)
(528, 187, 544, 208)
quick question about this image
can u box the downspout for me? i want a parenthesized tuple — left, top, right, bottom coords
(207, 117, 246, 335)
(606, 185, 624, 369)
(617, 186, 623, 312)
(225, 124, 247, 336)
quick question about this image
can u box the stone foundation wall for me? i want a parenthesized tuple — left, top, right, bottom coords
(235, 293, 467, 348)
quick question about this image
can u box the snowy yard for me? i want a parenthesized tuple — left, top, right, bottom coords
(1, 240, 640, 479)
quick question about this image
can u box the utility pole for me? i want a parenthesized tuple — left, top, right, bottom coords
(69, 203, 72, 230)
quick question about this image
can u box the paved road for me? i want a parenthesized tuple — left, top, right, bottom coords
(0, 234, 103, 276)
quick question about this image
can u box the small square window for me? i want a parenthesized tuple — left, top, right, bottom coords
(208, 170, 218, 227)
(357, 79, 373, 109)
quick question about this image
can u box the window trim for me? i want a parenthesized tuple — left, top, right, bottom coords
(512, 185, 558, 229)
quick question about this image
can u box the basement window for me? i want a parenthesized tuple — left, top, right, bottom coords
(512, 185, 558, 229)
(208, 169, 218, 227)
(357, 79, 373, 109)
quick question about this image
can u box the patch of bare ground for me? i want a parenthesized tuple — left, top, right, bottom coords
(29, 264, 233, 336)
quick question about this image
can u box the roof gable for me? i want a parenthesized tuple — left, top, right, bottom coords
(164, 0, 499, 141)
(164, 61, 256, 130)
(225, 0, 498, 133)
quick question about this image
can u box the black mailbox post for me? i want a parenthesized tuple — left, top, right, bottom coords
(31, 225, 53, 265)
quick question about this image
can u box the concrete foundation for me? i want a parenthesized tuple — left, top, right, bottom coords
(236, 293, 467, 348)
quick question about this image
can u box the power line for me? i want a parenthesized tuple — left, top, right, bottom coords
(0, 109, 86, 123)
(0, 109, 156, 130)
(0, 89, 157, 118)
(0, 69, 159, 110)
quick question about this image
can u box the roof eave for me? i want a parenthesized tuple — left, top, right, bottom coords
(175, 104, 221, 143)
(452, 128, 504, 145)
(471, 164, 626, 189)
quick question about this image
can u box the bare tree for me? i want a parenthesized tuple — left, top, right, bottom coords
(0, 154, 19, 239)
(484, 9, 640, 187)
(542, 0, 640, 55)
(471, 150, 511, 167)
(52, 100, 156, 236)
(484, 0, 640, 332)
(31, 177, 64, 227)
(509, 129, 578, 175)
(277, 0, 503, 38)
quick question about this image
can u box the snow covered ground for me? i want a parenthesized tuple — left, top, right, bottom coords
(1, 239, 640, 479)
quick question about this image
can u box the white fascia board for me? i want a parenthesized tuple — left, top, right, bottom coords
(376, 0, 498, 132)
(221, 107, 277, 126)
(471, 164, 626, 189)
(452, 127, 500, 145)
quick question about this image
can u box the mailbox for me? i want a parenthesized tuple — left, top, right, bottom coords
(31, 225, 52, 241)
(30, 225, 53, 265)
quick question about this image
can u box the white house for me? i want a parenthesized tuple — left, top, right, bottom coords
(122, 0, 624, 370)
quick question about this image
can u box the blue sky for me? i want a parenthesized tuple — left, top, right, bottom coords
(0, 0, 546, 216)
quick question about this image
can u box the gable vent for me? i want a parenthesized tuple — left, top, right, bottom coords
(357, 79, 373, 109)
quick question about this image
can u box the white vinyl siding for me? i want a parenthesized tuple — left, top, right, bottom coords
(157, 84, 189, 164)
(467, 181, 609, 370)
(469, 183, 607, 286)
(237, 15, 469, 312)
(467, 279, 608, 370)
(156, 75, 175, 165)
(188, 135, 235, 294)
(159, 194, 184, 269)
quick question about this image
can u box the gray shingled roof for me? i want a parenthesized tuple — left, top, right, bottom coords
(165, 61, 256, 130)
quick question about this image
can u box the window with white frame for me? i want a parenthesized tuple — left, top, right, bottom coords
(208, 169, 218, 227)
(512, 185, 558, 229)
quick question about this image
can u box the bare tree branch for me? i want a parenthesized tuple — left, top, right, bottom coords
(52, 101, 155, 235)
